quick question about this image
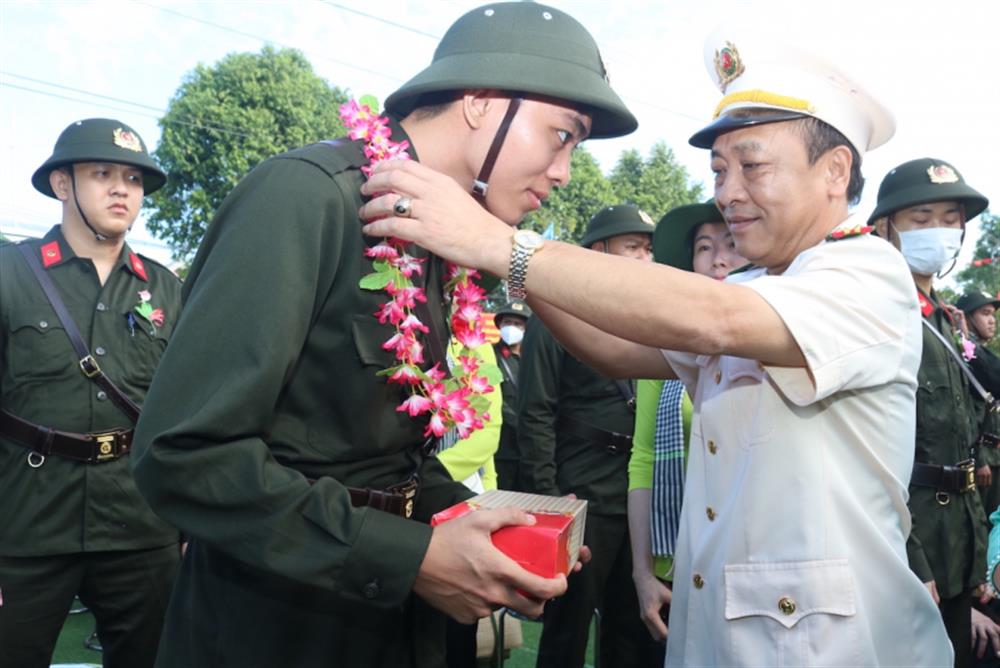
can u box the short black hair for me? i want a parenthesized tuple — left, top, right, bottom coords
(794, 117, 864, 205)
(407, 91, 462, 120)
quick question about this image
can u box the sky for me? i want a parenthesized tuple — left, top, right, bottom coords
(1, 0, 998, 285)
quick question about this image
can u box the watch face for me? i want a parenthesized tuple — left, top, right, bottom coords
(514, 229, 544, 249)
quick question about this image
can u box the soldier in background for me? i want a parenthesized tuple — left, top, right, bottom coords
(493, 298, 531, 491)
(0, 118, 180, 668)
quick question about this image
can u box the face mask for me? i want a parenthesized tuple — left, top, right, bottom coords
(895, 227, 963, 275)
(500, 325, 524, 346)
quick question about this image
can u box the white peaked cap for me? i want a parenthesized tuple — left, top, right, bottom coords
(689, 24, 896, 155)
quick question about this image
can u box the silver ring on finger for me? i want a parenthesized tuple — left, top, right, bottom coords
(393, 195, 413, 218)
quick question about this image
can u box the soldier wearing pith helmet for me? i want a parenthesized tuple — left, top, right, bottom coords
(0, 118, 180, 668)
(518, 204, 661, 668)
(130, 4, 635, 668)
(870, 158, 991, 668)
(356, 21, 955, 667)
(492, 298, 531, 492)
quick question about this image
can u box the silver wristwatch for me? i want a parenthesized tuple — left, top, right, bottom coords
(507, 229, 544, 300)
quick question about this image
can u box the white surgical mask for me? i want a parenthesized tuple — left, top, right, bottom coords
(896, 227, 963, 276)
(500, 325, 524, 346)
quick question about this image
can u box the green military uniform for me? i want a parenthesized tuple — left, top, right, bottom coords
(517, 205, 661, 668)
(958, 292, 1000, 516)
(0, 119, 180, 668)
(132, 126, 471, 668)
(870, 159, 991, 668)
(492, 299, 531, 491)
(132, 4, 636, 666)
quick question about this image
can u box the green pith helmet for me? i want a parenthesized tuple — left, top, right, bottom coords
(956, 291, 1000, 317)
(493, 299, 532, 327)
(32, 118, 166, 198)
(384, 2, 636, 139)
(653, 200, 724, 270)
(867, 158, 988, 225)
(580, 204, 655, 248)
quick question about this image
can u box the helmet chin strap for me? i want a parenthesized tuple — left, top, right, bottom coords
(69, 168, 124, 242)
(471, 97, 522, 207)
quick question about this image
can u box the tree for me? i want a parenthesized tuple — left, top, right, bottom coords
(147, 47, 348, 260)
(609, 142, 704, 222)
(957, 211, 999, 300)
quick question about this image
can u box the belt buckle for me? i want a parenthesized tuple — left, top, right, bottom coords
(94, 432, 119, 462)
(388, 477, 419, 519)
(79, 355, 102, 378)
(958, 459, 976, 493)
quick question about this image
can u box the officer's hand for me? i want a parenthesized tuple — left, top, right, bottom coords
(978, 465, 993, 488)
(925, 580, 941, 605)
(945, 305, 970, 338)
(971, 607, 1000, 659)
(359, 160, 514, 277)
(413, 507, 568, 624)
(633, 570, 672, 642)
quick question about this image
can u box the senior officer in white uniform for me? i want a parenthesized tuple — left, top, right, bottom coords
(356, 26, 953, 668)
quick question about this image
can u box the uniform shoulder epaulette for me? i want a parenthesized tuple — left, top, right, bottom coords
(277, 139, 367, 179)
(132, 251, 181, 282)
(825, 224, 874, 243)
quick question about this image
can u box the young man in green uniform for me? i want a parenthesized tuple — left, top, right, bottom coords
(0, 118, 181, 668)
(517, 204, 663, 668)
(130, 3, 636, 667)
(870, 157, 992, 668)
(493, 298, 531, 491)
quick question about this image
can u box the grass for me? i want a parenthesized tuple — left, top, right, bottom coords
(53, 608, 595, 668)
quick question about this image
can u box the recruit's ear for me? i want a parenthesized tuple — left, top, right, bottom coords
(49, 167, 72, 202)
(460, 90, 505, 130)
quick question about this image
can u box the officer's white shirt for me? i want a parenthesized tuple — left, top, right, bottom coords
(662, 215, 952, 667)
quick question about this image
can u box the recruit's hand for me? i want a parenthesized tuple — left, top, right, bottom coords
(358, 160, 513, 276)
(413, 507, 569, 624)
(972, 607, 1000, 659)
(945, 304, 970, 338)
(633, 570, 672, 642)
(978, 465, 993, 489)
(925, 580, 941, 605)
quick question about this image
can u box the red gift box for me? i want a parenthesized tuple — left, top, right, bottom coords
(431, 490, 588, 578)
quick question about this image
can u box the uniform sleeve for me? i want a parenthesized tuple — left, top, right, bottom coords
(970, 345, 1000, 396)
(906, 507, 935, 584)
(436, 343, 503, 484)
(629, 378, 663, 491)
(516, 320, 563, 496)
(744, 238, 919, 406)
(132, 157, 432, 610)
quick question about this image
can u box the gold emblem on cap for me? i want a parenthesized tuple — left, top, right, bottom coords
(113, 128, 143, 153)
(638, 210, 654, 227)
(714, 41, 745, 92)
(927, 164, 959, 184)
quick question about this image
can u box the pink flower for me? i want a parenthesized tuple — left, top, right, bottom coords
(387, 284, 426, 309)
(388, 365, 421, 385)
(468, 374, 492, 394)
(424, 411, 449, 438)
(390, 253, 424, 278)
(455, 328, 487, 349)
(962, 338, 977, 362)
(397, 394, 433, 417)
(457, 355, 480, 375)
(149, 308, 165, 327)
(375, 301, 406, 326)
(365, 242, 400, 260)
(425, 365, 446, 382)
(137, 290, 151, 302)
(399, 313, 429, 334)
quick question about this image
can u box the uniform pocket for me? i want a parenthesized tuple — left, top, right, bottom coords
(7, 307, 74, 380)
(351, 314, 396, 369)
(120, 310, 169, 387)
(724, 559, 860, 667)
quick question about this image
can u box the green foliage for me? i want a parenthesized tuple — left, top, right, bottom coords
(147, 47, 348, 261)
(957, 211, 999, 300)
(522, 142, 702, 245)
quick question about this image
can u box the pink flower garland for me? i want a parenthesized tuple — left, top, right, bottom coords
(341, 99, 495, 439)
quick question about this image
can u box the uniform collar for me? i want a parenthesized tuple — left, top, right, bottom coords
(37, 225, 148, 281)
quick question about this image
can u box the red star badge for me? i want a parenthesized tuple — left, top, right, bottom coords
(129, 252, 148, 281)
(40, 241, 62, 268)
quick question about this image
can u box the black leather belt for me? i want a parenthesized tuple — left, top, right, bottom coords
(556, 415, 633, 455)
(0, 409, 132, 465)
(911, 460, 976, 494)
(308, 475, 419, 519)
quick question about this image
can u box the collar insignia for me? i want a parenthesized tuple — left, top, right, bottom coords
(113, 128, 143, 153)
(40, 241, 62, 268)
(927, 164, 959, 184)
(714, 41, 745, 92)
(917, 291, 935, 318)
(129, 251, 149, 281)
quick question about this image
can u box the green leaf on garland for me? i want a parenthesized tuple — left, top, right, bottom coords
(359, 270, 394, 290)
(359, 94, 380, 113)
(480, 363, 504, 386)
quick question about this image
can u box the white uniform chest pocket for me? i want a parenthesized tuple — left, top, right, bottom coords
(723, 559, 861, 667)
